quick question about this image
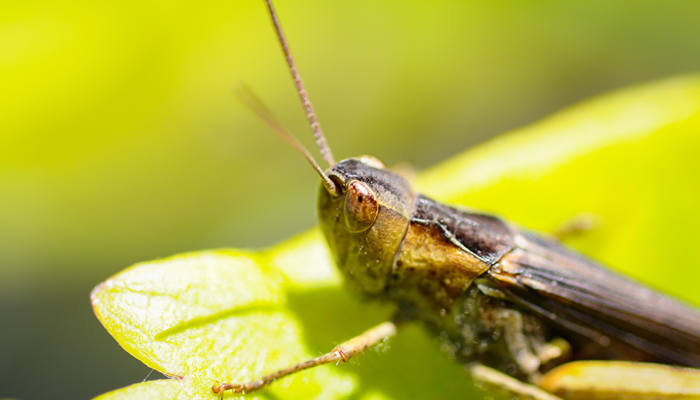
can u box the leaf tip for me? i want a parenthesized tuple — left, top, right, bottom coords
(90, 280, 105, 309)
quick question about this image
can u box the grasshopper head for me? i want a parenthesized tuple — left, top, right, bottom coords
(254, 0, 416, 297)
(318, 157, 416, 295)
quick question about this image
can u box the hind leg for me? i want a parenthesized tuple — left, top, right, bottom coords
(551, 213, 598, 241)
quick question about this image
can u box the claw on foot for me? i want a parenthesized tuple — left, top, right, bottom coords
(334, 347, 349, 363)
(212, 382, 246, 395)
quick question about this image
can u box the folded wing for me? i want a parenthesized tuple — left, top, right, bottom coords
(487, 230, 700, 367)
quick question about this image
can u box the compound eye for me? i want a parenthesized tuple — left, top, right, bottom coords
(344, 180, 379, 233)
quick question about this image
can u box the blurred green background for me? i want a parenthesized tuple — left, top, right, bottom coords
(3, 0, 700, 398)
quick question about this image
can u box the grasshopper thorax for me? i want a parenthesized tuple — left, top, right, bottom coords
(318, 158, 416, 295)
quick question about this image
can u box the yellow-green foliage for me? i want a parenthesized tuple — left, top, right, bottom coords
(93, 77, 700, 399)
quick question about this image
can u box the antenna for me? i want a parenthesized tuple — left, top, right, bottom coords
(264, 0, 335, 166)
(236, 85, 340, 197)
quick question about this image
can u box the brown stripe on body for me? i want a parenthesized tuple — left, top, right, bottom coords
(411, 194, 515, 264)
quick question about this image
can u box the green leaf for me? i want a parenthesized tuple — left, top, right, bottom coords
(93, 76, 700, 399)
(94, 380, 186, 400)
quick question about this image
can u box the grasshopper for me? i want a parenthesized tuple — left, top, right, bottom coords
(214, 1, 700, 398)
